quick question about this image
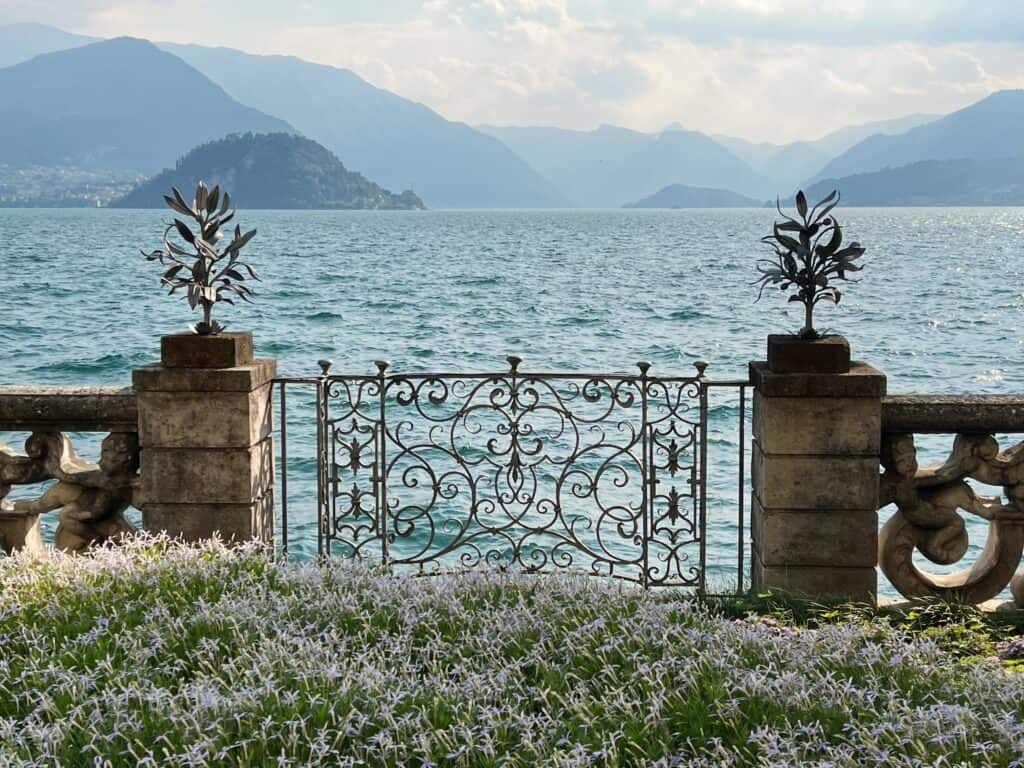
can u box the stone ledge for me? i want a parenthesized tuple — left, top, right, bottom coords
(133, 359, 276, 393)
(749, 361, 886, 398)
(882, 395, 1024, 434)
(0, 386, 137, 432)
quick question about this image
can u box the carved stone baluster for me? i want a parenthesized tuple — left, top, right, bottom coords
(878, 432, 1024, 604)
(0, 431, 139, 555)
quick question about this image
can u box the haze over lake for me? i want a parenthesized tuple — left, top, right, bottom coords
(2, 206, 1021, 589)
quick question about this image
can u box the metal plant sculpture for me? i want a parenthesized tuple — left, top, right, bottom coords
(143, 182, 258, 335)
(755, 190, 865, 340)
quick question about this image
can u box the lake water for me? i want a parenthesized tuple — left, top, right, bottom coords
(2, 208, 1023, 592)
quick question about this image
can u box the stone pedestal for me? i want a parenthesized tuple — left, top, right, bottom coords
(749, 360, 886, 603)
(133, 336, 275, 544)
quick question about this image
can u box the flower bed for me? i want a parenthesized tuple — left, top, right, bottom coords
(1, 538, 1023, 766)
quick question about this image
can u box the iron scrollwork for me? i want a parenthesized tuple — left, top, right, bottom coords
(320, 359, 707, 587)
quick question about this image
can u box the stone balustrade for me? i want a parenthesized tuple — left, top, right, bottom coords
(878, 395, 1024, 607)
(0, 387, 139, 553)
(4, 349, 1024, 612)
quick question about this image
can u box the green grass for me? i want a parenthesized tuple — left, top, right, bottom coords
(1, 537, 1023, 766)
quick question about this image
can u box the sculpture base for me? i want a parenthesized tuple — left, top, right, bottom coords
(767, 334, 850, 374)
(161, 332, 254, 369)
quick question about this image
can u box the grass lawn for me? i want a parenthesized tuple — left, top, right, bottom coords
(1, 537, 1023, 767)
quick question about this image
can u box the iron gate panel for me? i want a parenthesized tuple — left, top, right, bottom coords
(315, 358, 708, 587)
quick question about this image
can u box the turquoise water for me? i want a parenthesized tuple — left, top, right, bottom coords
(2, 208, 1023, 589)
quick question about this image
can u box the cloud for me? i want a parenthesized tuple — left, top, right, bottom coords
(1, 0, 1022, 141)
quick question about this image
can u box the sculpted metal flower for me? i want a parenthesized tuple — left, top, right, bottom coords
(755, 190, 865, 340)
(142, 181, 258, 335)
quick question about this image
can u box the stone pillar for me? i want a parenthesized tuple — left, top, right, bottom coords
(133, 332, 276, 543)
(750, 358, 886, 603)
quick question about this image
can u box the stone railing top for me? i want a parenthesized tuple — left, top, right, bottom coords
(0, 386, 137, 433)
(882, 394, 1024, 435)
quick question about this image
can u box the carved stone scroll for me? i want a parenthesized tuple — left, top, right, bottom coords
(878, 432, 1024, 604)
(0, 432, 139, 554)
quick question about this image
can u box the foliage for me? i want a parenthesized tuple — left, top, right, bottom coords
(142, 181, 257, 335)
(2, 537, 1024, 767)
(755, 190, 865, 340)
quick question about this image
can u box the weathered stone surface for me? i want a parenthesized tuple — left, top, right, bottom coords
(752, 441, 880, 510)
(139, 438, 273, 505)
(133, 359, 276, 393)
(752, 497, 877, 568)
(137, 384, 272, 449)
(749, 361, 886, 399)
(0, 387, 137, 432)
(142, 493, 273, 544)
(752, 549, 877, 602)
(767, 334, 850, 374)
(161, 332, 254, 369)
(0, 511, 42, 554)
(753, 392, 881, 455)
(883, 395, 1024, 435)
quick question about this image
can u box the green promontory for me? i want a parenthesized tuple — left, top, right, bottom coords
(113, 132, 425, 210)
(623, 183, 762, 209)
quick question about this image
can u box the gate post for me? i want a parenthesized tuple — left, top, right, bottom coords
(749, 357, 885, 603)
(133, 333, 276, 544)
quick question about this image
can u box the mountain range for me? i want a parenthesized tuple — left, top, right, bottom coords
(812, 91, 1024, 182)
(801, 157, 1024, 207)
(0, 23, 1022, 209)
(0, 37, 292, 173)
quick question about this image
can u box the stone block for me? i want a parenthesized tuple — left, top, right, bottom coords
(133, 359, 276, 393)
(139, 438, 273, 505)
(749, 361, 886, 399)
(142, 493, 273, 544)
(767, 334, 850, 374)
(753, 392, 881, 455)
(161, 332, 254, 369)
(752, 441, 879, 510)
(752, 497, 877, 568)
(137, 384, 272, 449)
(752, 549, 876, 603)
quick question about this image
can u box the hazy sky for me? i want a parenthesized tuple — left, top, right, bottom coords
(3, 0, 1024, 142)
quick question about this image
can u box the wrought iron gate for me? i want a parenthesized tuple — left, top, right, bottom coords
(275, 358, 749, 590)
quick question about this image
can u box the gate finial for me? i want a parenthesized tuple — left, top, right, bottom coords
(318, 359, 333, 377)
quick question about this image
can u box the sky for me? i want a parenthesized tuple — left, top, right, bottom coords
(2, 0, 1024, 142)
